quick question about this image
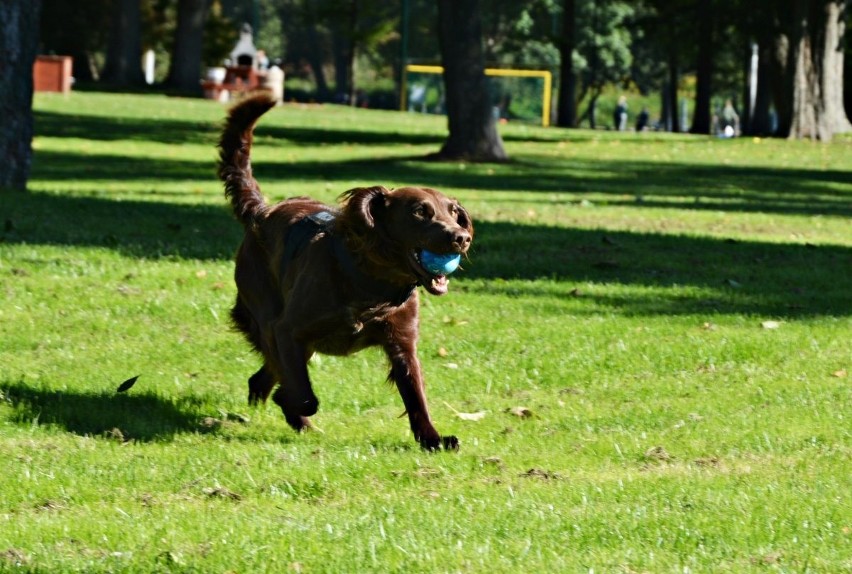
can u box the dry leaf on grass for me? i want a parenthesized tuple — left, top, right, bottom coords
(644, 446, 673, 462)
(443, 401, 487, 421)
(760, 320, 781, 329)
(202, 486, 242, 501)
(506, 406, 534, 418)
(520, 468, 561, 480)
(830, 369, 847, 378)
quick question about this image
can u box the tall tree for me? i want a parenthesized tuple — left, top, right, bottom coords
(779, 0, 850, 140)
(573, 0, 635, 129)
(556, 0, 577, 127)
(103, 0, 146, 86)
(689, 0, 715, 134)
(1, 0, 42, 191)
(820, 0, 851, 133)
(166, 0, 211, 93)
(435, 0, 507, 161)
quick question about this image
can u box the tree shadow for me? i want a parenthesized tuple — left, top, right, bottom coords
(464, 222, 851, 318)
(34, 109, 444, 148)
(31, 109, 851, 218)
(1, 189, 240, 260)
(34, 109, 221, 146)
(3, 191, 849, 318)
(1, 380, 209, 441)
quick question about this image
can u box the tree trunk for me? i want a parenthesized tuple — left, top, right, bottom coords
(166, 0, 211, 93)
(0, 0, 42, 191)
(823, 1, 851, 133)
(305, 24, 329, 98)
(556, 0, 576, 127)
(771, 25, 794, 135)
(102, 0, 144, 86)
(435, 0, 506, 161)
(750, 36, 776, 135)
(665, 53, 680, 132)
(329, 0, 357, 104)
(690, 0, 714, 134)
(788, 0, 832, 140)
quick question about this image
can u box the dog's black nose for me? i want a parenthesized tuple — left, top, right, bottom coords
(453, 230, 471, 250)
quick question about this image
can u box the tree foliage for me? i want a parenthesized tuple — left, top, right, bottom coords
(30, 0, 851, 140)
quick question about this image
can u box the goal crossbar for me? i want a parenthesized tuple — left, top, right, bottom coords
(401, 64, 552, 127)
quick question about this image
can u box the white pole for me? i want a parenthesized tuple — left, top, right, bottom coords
(749, 42, 758, 118)
(144, 49, 155, 85)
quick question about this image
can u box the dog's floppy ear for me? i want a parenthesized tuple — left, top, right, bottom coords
(453, 200, 474, 234)
(340, 186, 390, 228)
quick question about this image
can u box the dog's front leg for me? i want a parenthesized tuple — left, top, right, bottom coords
(270, 324, 319, 431)
(385, 343, 458, 451)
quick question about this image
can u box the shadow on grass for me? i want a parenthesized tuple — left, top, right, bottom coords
(1, 189, 240, 260)
(3, 190, 849, 318)
(465, 222, 851, 317)
(34, 109, 444, 148)
(34, 109, 221, 146)
(29, 144, 852, 218)
(1, 381, 208, 441)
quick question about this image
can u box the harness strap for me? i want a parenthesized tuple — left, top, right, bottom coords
(282, 211, 416, 306)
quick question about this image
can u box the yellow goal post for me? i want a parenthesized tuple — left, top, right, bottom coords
(401, 64, 553, 127)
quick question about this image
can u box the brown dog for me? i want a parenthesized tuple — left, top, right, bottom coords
(217, 95, 473, 450)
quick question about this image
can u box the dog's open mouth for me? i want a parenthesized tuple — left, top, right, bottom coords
(409, 250, 452, 296)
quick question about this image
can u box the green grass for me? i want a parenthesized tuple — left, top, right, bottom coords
(1, 91, 850, 573)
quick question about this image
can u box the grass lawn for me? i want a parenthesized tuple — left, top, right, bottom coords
(1, 91, 850, 573)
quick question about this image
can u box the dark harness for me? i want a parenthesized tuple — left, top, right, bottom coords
(283, 211, 416, 307)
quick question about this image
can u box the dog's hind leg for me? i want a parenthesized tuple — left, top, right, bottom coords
(248, 364, 276, 405)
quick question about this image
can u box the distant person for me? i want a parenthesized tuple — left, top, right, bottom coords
(613, 95, 628, 131)
(720, 99, 739, 137)
(256, 49, 269, 70)
(636, 106, 649, 131)
(409, 84, 426, 112)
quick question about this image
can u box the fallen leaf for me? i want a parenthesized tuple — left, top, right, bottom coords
(116, 375, 139, 393)
(520, 468, 561, 480)
(0, 549, 28, 566)
(507, 406, 534, 418)
(437, 347, 449, 357)
(35, 500, 64, 512)
(443, 401, 486, 421)
(831, 369, 847, 378)
(196, 270, 208, 278)
(200, 417, 224, 429)
(202, 486, 242, 501)
(760, 320, 781, 329)
(644, 446, 673, 462)
(457, 411, 486, 421)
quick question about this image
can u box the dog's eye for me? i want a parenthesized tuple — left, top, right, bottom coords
(413, 204, 433, 220)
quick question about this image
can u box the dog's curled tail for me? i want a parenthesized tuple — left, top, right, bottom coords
(218, 94, 278, 228)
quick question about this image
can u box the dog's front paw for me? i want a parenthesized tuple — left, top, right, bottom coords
(419, 435, 459, 452)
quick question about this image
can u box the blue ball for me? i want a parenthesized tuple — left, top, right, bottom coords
(420, 249, 461, 275)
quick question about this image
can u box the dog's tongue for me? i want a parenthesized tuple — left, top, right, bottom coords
(430, 274, 449, 295)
